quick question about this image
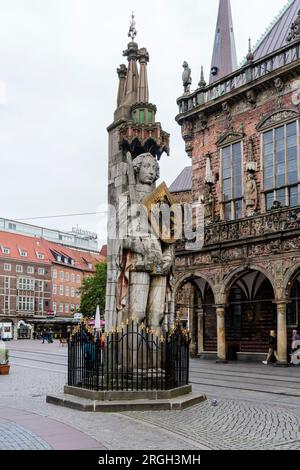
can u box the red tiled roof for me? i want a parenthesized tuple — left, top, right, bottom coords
(0, 231, 104, 271)
(40, 239, 105, 272)
(0, 231, 50, 264)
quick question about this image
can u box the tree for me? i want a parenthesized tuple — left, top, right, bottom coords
(80, 263, 107, 317)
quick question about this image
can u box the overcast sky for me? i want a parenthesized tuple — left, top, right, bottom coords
(0, 0, 287, 246)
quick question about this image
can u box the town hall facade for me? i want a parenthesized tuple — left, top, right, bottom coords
(172, 0, 300, 364)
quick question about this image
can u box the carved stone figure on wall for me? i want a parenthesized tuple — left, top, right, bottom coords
(201, 184, 214, 225)
(116, 152, 175, 336)
(246, 89, 257, 108)
(245, 173, 258, 217)
(222, 101, 233, 130)
(274, 77, 284, 108)
(182, 61, 192, 94)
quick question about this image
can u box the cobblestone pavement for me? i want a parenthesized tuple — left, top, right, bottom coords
(0, 420, 52, 450)
(1, 341, 300, 450)
(124, 400, 300, 450)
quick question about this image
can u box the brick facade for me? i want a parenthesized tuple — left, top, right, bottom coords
(173, 5, 300, 362)
(0, 231, 106, 339)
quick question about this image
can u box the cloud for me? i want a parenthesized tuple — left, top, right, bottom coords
(0, 0, 286, 241)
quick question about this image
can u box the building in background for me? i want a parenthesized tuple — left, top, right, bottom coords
(173, 0, 300, 363)
(0, 217, 99, 254)
(0, 229, 106, 340)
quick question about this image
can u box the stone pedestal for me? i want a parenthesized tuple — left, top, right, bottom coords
(47, 385, 207, 412)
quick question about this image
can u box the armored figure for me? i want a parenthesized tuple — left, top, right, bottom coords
(116, 152, 175, 335)
(202, 184, 214, 224)
(245, 173, 258, 217)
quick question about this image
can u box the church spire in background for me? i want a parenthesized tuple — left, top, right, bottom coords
(209, 0, 238, 84)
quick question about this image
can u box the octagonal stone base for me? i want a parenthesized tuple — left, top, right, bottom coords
(46, 385, 206, 412)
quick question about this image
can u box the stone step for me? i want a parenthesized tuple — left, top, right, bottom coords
(46, 392, 207, 412)
(64, 384, 192, 401)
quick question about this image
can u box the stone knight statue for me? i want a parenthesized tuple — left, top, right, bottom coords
(116, 152, 175, 335)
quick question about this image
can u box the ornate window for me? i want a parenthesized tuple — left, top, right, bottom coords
(221, 142, 243, 220)
(263, 121, 299, 210)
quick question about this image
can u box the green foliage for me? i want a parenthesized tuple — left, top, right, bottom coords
(80, 263, 107, 318)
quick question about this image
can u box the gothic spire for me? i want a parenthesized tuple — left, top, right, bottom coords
(137, 48, 149, 103)
(122, 13, 139, 106)
(116, 64, 127, 107)
(209, 0, 238, 84)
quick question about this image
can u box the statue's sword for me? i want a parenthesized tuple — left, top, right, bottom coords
(126, 152, 137, 206)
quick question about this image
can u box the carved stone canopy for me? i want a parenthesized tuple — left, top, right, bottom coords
(256, 109, 299, 131)
(246, 137, 257, 173)
(205, 153, 215, 185)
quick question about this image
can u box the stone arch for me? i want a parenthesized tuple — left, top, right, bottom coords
(173, 272, 217, 356)
(283, 262, 300, 294)
(222, 265, 278, 358)
(173, 272, 216, 302)
(221, 264, 276, 303)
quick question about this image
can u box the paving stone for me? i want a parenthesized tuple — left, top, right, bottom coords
(0, 422, 52, 450)
(2, 342, 300, 450)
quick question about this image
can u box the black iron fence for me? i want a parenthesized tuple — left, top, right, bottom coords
(68, 321, 190, 391)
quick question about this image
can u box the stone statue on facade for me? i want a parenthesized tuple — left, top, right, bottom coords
(182, 61, 192, 94)
(245, 172, 258, 217)
(116, 152, 175, 335)
(202, 184, 215, 225)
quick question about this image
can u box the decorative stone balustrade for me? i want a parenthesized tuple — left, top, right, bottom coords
(176, 42, 300, 119)
(176, 206, 300, 253)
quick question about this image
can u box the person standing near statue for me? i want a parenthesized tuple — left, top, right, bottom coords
(262, 330, 278, 365)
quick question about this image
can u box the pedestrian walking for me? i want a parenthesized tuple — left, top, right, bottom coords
(291, 330, 300, 353)
(48, 329, 54, 343)
(262, 330, 278, 365)
(42, 329, 48, 344)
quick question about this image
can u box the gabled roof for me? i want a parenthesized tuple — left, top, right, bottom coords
(169, 167, 192, 193)
(0, 231, 50, 264)
(254, 0, 300, 60)
(41, 239, 104, 272)
(0, 231, 104, 271)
